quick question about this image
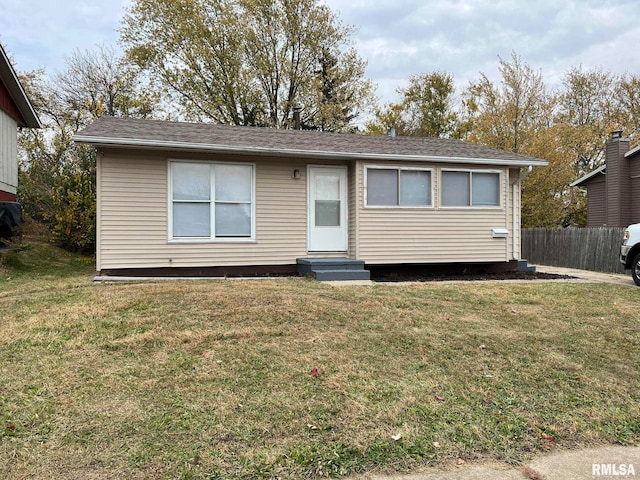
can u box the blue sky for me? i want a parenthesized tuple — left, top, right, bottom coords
(2, 0, 640, 106)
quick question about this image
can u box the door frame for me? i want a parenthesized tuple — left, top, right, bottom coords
(307, 165, 348, 252)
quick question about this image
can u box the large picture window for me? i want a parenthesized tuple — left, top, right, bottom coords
(170, 161, 254, 240)
(441, 170, 500, 207)
(366, 167, 432, 207)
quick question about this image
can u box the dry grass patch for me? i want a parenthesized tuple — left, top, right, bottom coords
(0, 246, 639, 478)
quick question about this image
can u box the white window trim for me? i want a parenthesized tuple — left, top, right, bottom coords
(364, 165, 434, 208)
(168, 159, 256, 243)
(439, 168, 503, 209)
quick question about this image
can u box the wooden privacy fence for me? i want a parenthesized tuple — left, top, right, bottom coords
(522, 227, 626, 273)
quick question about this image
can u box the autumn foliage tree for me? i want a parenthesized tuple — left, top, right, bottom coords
(372, 53, 640, 227)
(120, 0, 373, 131)
(367, 72, 459, 137)
(18, 46, 157, 251)
(461, 53, 576, 227)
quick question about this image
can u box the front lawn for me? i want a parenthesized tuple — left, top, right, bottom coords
(1, 244, 639, 479)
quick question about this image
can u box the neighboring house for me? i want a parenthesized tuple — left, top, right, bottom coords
(0, 43, 41, 240)
(0, 43, 41, 201)
(571, 130, 640, 228)
(74, 116, 547, 278)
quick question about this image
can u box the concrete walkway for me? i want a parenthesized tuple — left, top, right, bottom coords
(327, 265, 637, 287)
(534, 265, 636, 287)
(354, 445, 640, 480)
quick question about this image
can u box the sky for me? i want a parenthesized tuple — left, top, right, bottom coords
(2, 0, 640, 107)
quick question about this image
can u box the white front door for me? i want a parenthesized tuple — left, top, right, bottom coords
(308, 166, 348, 252)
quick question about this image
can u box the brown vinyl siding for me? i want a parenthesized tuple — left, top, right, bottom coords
(586, 178, 607, 227)
(356, 162, 510, 264)
(0, 109, 17, 195)
(605, 138, 632, 227)
(632, 177, 640, 224)
(631, 158, 640, 223)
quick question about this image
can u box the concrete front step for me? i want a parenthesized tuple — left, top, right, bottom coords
(297, 258, 370, 281)
(518, 259, 536, 272)
(297, 258, 366, 274)
(313, 269, 371, 281)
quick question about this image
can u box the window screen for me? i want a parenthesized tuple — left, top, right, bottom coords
(442, 171, 470, 206)
(367, 169, 398, 206)
(442, 170, 500, 207)
(367, 168, 431, 206)
(400, 170, 431, 206)
(472, 172, 500, 206)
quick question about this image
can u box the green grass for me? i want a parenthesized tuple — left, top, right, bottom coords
(0, 242, 639, 479)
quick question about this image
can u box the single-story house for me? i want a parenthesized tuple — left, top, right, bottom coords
(0, 43, 41, 239)
(571, 130, 640, 228)
(74, 117, 547, 279)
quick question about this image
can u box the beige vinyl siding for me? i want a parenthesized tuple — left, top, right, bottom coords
(98, 151, 349, 270)
(0, 109, 17, 194)
(99, 149, 521, 269)
(357, 162, 511, 264)
(348, 160, 359, 259)
(96, 153, 102, 271)
(509, 168, 519, 260)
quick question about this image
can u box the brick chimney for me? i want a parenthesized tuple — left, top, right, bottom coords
(605, 130, 631, 227)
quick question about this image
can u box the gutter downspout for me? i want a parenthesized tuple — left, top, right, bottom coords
(511, 165, 533, 260)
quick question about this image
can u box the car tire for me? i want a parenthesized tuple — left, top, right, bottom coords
(632, 252, 640, 286)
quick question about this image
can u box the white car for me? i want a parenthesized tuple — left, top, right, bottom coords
(621, 223, 640, 286)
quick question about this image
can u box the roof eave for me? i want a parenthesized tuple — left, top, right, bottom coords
(72, 135, 548, 167)
(570, 165, 606, 187)
(0, 44, 42, 129)
(625, 144, 640, 158)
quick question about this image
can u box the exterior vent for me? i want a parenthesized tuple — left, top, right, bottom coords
(492, 228, 509, 238)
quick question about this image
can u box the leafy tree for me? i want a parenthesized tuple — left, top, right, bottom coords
(462, 53, 583, 227)
(304, 48, 371, 132)
(120, 0, 373, 130)
(557, 66, 618, 173)
(366, 72, 458, 137)
(615, 74, 640, 143)
(366, 101, 411, 137)
(17, 48, 157, 252)
(464, 52, 547, 154)
(520, 124, 586, 228)
(401, 72, 458, 137)
(56, 45, 157, 121)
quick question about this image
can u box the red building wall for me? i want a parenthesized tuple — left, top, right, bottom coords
(0, 79, 26, 126)
(0, 190, 17, 202)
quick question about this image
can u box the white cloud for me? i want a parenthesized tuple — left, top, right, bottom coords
(0, 0, 130, 72)
(326, 0, 640, 102)
(2, 0, 639, 108)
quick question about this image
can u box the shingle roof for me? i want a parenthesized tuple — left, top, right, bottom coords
(74, 116, 548, 167)
(571, 165, 606, 187)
